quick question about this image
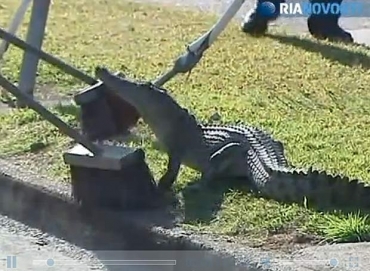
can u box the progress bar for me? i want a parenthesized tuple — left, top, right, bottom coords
(32, 259, 177, 267)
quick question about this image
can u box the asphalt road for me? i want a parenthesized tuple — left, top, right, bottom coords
(0, 215, 103, 271)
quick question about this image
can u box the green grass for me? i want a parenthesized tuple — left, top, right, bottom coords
(1, 0, 370, 247)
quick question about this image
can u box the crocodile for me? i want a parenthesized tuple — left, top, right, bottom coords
(95, 67, 370, 211)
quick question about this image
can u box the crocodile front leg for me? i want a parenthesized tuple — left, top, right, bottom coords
(157, 154, 181, 191)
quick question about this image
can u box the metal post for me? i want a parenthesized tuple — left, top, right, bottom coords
(17, 0, 51, 107)
(0, 29, 96, 85)
(0, 0, 32, 61)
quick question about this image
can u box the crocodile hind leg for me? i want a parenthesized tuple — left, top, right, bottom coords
(190, 142, 257, 192)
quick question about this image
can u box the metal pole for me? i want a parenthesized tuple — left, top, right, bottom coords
(17, 0, 51, 107)
(152, 0, 246, 86)
(0, 0, 32, 60)
(0, 28, 96, 85)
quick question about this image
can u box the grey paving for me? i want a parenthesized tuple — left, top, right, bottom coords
(351, 28, 370, 45)
(0, 215, 104, 271)
(290, 243, 368, 270)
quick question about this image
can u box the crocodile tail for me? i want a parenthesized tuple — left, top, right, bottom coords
(260, 168, 370, 212)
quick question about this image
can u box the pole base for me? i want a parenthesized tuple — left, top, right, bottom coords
(64, 143, 160, 210)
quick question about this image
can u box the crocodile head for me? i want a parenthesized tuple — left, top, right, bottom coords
(95, 67, 197, 143)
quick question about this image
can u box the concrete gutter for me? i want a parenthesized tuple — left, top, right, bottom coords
(1, 157, 369, 270)
(0, 217, 100, 271)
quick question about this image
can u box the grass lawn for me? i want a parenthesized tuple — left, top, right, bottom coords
(1, 0, 370, 247)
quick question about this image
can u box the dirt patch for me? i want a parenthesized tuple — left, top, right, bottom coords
(0, 83, 73, 112)
(261, 232, 323, 252)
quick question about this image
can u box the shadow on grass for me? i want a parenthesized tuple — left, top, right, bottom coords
(53, 102, 80, 116)
(181, 176, 370, 226)
(266, 33, 370, 69)
(181, 178, 251, 224)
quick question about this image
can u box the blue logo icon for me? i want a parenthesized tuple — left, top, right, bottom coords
(259, 1, 276, 17)
(329, 258, 339, 268)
